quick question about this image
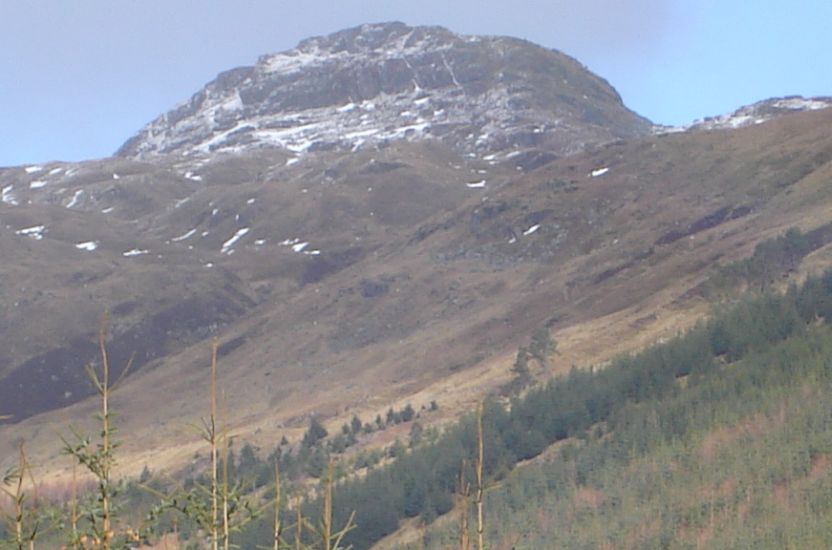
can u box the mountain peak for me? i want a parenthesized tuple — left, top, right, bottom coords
(117, 23, 650, 160)
(292, 21, 457, 53)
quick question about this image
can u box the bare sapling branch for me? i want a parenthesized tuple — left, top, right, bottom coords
(211, 337, 219, 550)
(476, 401, 485, 550)
(62, 312, 140, 549)
(1, 441, 39, 549)
(273, 460, 281, 550)
(458, 459, 470, 550)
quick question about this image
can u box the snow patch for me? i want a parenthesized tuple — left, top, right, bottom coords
(221, 227, 250, 254)
(522, 224, 540, 236)
(345, 128, 380, 140)
(466, 180, 486, 189)
(590, 167, 609, 178)
(16, 225, 45, 240)
(75, 241, 98, 252)
(123, 249, 149, 257)
(172, 228, 197, 242)
(280, 237, 319, 255)
(2, 185, 18, 205)
(66, 190, 84, 208)
(772, 98, 831, 111)
(24, 166, 43, 174)
(29, 180, 47, 189)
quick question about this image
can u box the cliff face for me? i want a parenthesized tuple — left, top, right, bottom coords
(117, 22, 651, 159)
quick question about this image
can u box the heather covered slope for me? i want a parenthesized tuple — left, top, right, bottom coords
(3, 106, 832, 481)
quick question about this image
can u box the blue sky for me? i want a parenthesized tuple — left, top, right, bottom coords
(1, 1, 830, 166)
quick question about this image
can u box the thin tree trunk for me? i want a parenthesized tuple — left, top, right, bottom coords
(210, 338, 219, 550)
(98, 321, 112, 549)
(221, 392, 230, 550)
(323, 460, 333, 550)
(476, 402, 485, 550)
(71, 460, 78, 547)
(295, 493, 303, 550)
(459, 460, 470, 550)
(273, 460, 282, 550)
(14, 443, 25, 550)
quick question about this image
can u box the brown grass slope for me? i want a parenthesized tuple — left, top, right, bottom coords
(2, 108, 832, 482)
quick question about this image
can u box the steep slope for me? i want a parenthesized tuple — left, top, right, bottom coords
(0, 22, 650, 427)
(3, 106, 831, 483)
(116, 22, 650, 160)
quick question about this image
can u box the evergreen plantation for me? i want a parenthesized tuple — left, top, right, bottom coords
(185, 266, 832, 548)
(322, 268, 832, 549)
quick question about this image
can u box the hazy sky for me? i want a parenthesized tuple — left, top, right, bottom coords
(2, 1, 830, 166)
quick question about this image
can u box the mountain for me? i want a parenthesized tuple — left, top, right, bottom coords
(658, 95, 832, 133)
(1, 21, 832, 498)
(116, 22, 651, 160)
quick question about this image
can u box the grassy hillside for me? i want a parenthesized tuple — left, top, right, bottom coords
(3, 260, 832, 549)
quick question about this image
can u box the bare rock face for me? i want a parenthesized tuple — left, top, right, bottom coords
(117, 22, 651, 160)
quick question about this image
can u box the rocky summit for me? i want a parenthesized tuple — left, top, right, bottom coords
(117, 22, 651, 160)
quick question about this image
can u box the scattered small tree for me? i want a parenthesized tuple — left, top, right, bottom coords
(475, 402, 485, 550)
(62, 313, 141, 549)
(350, 415, 362, 435)
(2, 442, 40, 549)
(302, 418, 328, 448)
(409, 422, 424, 448)
(510, 346, 532, 389)
(146, 339, 257, 548)
(529, 327, 556, 364)
(400, 404, 415, 423)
